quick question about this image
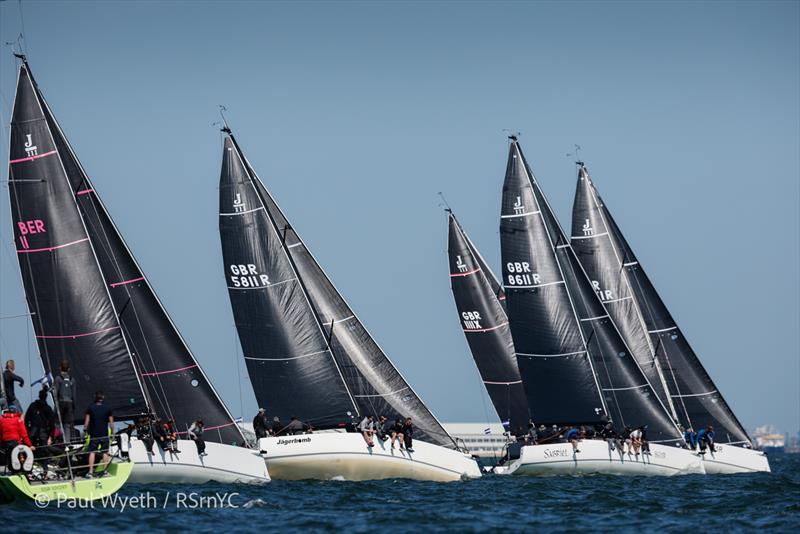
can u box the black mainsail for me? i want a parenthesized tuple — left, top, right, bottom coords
(571, 162, 750, 444)
(8, 59, 244, 444)
(218, 129, 455, 448)
(446, 211, 529, 433)
(499, 137, 681, 442)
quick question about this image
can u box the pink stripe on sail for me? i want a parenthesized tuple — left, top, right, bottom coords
(17, 237, 89, 254)
(110, 277, 144, 288)
(9, 149, 58, 164)
(76, 189, 94, 196)
(36, 325, 120, 340)
(141, 364, 198, 377)
(463, 321, 509, 333)
(450, 267, 480, 277)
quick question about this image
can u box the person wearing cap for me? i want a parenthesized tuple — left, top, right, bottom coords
(253, 408, 269, 439)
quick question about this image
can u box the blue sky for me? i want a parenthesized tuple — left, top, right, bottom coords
(1, 1, 798, 435)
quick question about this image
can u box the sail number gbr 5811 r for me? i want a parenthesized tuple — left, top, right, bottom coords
(229, 264, 270, 288)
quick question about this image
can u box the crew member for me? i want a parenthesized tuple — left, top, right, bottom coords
(283, 416, 309, 435)
(0, 404, 32, 469)
(601, 421, 619, 451)
(2, 360, 24, 410)
(683, 426, 697, 451)
(84, 391, 113, 478)
(25, 388, 54, 449)
(358, 415, 376, 447)
(697, 425, 715, 454)
(629, 426, 643, 456)
(253, 408, 269, 439)
(53, 360, 76, 442)
(401, 417, 414, 452)
(136, 415, 155, 454)
(564, 426, 581, 453)
(188, 419, 206, 456)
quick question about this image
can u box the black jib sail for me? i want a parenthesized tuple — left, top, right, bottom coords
(499, 137, 681, 442)
(447, 211, 529, 433)
(571, 163, 751, 444)
(218, 129, 455, 448)
(8, 59, 245, 444)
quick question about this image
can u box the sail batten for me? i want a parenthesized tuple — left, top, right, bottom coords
(571, 163, 751, 444)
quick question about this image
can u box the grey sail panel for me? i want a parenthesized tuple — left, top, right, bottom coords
(219, 134, 359, 429)
(570, 164, 674, 418)
(447, 212, 529, 432)
(500, 141, 607, 426)
(37, 98, 244, 444)
(589, 177, 751, 444)
(7, 62, 148, 422)
(501, 139, 681, 442)
(246, 158, 455, 448)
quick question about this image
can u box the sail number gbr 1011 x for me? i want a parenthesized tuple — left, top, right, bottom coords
(229, 264, 270, 288)
(505, 261, 541, 286)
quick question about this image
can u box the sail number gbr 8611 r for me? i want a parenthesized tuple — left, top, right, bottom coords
(505, 261, 541, 286)
(229, 264, 270, 288)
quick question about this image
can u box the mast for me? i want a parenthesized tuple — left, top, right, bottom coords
(573, 163, 751, 444)
(219, 129, 457, 448)
(7, 58, 148, 421)
(500, 137, 682, 442)
(447, 210, 529, 432)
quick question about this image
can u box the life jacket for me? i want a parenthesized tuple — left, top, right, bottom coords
(0, 411, 32, 446)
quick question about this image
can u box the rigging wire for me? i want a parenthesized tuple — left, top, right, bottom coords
(233, 327, 244, 422)
(16, 0, 28, 57)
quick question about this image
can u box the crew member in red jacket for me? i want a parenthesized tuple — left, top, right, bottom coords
(0, 405, 32, 449)
(0, 405, 33, 468)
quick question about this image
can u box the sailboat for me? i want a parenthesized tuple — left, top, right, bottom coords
(497, 136, 703, 475)
(6, 57, 269, 485)
(446, 210, 529, 435)
(217, 126, 481, 481)
(571, 161, 769, 474)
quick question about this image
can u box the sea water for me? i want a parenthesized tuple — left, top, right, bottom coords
(5, 453, 798, 532)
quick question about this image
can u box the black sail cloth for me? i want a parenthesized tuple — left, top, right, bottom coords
(499, 139, 681, 442)
(219, 132, 455, 448)
(447, 212, 529, 433)
(8, 62, 147, 422)
(571, 163, 750, 444)
(9, 61, 245, 444)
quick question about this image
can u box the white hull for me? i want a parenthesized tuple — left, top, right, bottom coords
(501, 440, 705, 476)
(258, 433, 481, 481)
(123, 438, 270, 484)
(699, 444, 771, 474)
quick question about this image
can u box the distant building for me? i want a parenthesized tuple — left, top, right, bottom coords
(753, 425, 786, 453)
(443, 422, 511, 458)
